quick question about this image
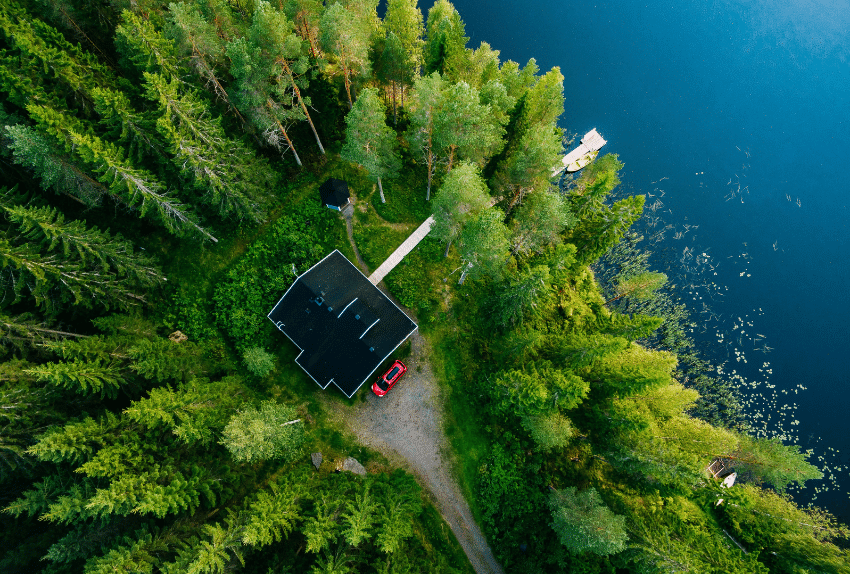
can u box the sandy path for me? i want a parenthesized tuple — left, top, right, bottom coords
(320, 332, 504, 574)
(331, 206, 503, 573)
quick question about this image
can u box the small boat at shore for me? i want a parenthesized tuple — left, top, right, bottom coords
(552, 128, 607, 176)
(566, 149, 598, 172)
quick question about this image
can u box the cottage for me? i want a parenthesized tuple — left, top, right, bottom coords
(268, 250, 417, 397)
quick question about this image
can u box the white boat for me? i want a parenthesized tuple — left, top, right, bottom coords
(552, 128, 607, 176)
(566, 149, 598, 172)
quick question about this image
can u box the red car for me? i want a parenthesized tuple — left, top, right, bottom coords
(372, 360, 407, 397)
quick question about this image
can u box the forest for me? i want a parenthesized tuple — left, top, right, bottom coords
(0, 0, 847, 572)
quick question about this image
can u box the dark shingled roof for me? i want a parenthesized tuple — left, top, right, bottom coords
(267, 250, 417, 397)
(319, 178, 350, 208)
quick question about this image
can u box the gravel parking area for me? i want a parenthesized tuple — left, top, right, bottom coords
(320, 330, 504, 574)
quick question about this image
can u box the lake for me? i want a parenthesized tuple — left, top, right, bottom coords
(447, 0, 850, 518)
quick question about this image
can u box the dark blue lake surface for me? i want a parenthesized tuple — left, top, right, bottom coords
(448, 0, 850, 516)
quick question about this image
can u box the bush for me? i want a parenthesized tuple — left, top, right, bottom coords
(242, 347, 276, 377)
(214, 202, 337, 352)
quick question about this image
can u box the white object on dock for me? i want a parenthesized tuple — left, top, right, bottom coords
(552, 128, 607, 176)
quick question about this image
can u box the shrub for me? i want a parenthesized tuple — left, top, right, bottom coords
(214, 202, 337, 352)
(242, 347, 276, 377)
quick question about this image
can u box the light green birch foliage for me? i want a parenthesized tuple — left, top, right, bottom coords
(220, 401, 304, 463)
(429, 161, 490, 247)
(341, 87, 401, 199)
(548, 487, 628, 556)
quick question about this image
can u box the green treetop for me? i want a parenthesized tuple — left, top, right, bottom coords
(340, 87, 401, 203)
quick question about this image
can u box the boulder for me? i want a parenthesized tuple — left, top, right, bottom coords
(342, 456, 366, 476)
(311, 452, 322, 470)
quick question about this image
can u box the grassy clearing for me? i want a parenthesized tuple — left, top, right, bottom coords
(352, 199, 414, 270)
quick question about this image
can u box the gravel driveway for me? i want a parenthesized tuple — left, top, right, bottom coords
(321, 330, 505, 574)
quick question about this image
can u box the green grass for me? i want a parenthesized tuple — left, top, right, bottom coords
(352, 202, 413, 270)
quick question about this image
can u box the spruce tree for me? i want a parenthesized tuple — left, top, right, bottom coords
(27, 103, 214, 241)
(143, 72, 269, 222)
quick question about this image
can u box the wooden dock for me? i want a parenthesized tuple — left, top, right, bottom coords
(368, 216, 435, 285)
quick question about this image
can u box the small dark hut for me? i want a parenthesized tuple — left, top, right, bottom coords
(319, 178, 351, 211)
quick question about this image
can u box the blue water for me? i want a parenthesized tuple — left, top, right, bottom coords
(447, 0, 850, 516)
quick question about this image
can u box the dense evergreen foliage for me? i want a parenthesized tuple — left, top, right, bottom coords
(0, 1, 845, 573)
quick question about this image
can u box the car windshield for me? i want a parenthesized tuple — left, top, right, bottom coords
(376, 378, 389, 391)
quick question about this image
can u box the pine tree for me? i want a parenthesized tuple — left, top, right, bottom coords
(380, 32, 415, 124)
(340, 87, 401, 203)
(433, 81, 502, 170)
(226, 37, 304, 166)
(320, 1, 372, 109)
(166, 2, 243, 123)
(283, 0, 325, 59)
(249, 2, 325, 154)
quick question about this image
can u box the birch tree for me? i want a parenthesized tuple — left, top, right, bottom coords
(404, 71, 445, 199)
(429, 161, 490, 255)
(384, 0, 425, 74)
(340, 88, 401, 203)
(456, 207, 510, 284)
(548, 487, 628, 556)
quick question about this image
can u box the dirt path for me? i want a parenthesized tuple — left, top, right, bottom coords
(326, 207, 503, 573)
(321, 331, 504, 574)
